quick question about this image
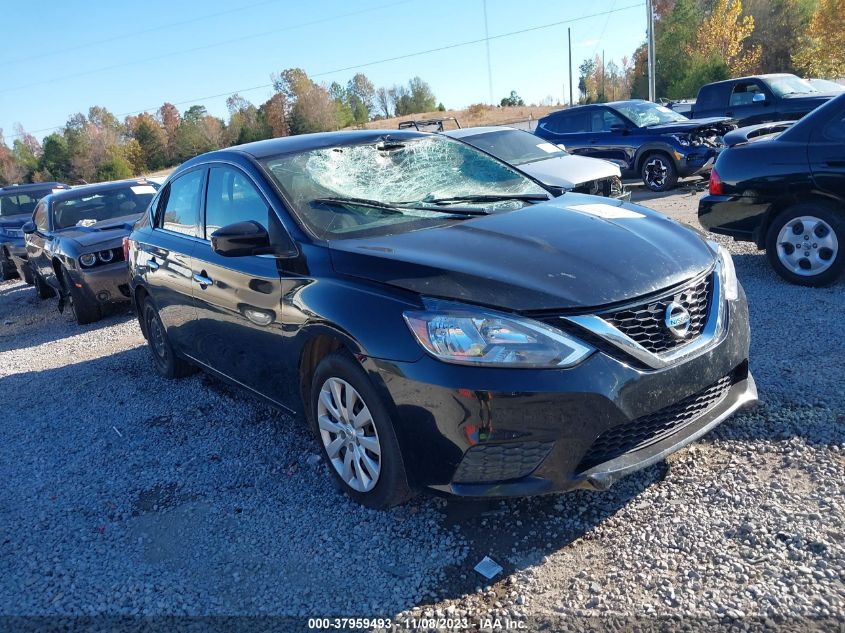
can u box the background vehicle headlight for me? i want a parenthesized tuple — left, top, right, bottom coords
(98, 250, 114, 263)
(79, 253, 97, 267)
(718, 245, 739, 301)
(669, 133, 691, 147)
(403, 300, 593, 368)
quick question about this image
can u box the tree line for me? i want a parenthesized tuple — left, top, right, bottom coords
(0, 69, 441, 186)
(577, 0, 844, 104)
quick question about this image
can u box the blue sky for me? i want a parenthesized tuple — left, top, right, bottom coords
(1, 0, 647, 142)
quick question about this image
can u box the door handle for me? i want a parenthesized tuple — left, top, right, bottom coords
(147, 258, 160, 271)
(193, 271, 213, 288)
(825, 159, 845, 167)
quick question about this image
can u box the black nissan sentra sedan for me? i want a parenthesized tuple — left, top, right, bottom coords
(127, 130, 756, 508)
(22, 179, 159, 324)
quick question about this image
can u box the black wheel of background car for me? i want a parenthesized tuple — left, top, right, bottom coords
(309, 350, 412, 509)
(0, 255, 18, 281)
(765, 202, 845, 287)
(142, 298, 196, 379)
(21, 263, 34, 286)
(33, 270, 56, 300)
(641, 152, 678, 192)
(59, 266, 101, 325)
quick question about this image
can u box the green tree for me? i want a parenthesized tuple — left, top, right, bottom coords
(39, 133, 71, 181)
(96, 145, 132, 181)
(347, 73, 375, 122)
(793, 0, 845, 77)
(408, 77, 437, 113)
(500, 90, 525, 107)
(745, 0, 815, 75)
(656, 0, 702, 98)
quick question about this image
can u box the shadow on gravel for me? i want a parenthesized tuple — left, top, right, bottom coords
(426, 464, 666, 605)
(628, 178, 707, 205)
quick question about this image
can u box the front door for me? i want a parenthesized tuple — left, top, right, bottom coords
(808, 104, 845, 199)
(189, 165, 291, 409)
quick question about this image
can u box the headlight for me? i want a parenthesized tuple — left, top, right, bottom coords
(718, 245, 739, 301)
(79, 253, 97, 267)
(403, 300, 593, 368)
(98, 250, 114, 263)
(669, 133, 690, 147)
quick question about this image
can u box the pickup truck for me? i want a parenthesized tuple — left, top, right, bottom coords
(691, 73, 836, 127)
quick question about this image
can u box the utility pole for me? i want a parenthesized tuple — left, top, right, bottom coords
(647, 0, 656, 101)
(602, 49, 606, 101)
(568, 27, 573, 106)
(483, 0, 494, 105)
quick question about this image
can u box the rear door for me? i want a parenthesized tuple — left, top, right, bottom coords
(808, 103, 845, 199)
(189, 163, 291, 407)
(536, 109, 591, 154)
(136, 168, 205, 355)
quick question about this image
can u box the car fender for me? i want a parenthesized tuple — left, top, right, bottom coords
(634, 142, 681, 172)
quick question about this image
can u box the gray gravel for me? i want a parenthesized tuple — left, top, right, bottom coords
(0, 188, 843, 626)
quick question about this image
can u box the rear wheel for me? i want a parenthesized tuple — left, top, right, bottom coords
(641, 152, 678, 192)
(33, 270, 56, 299)
(59, 266, 101, 325)
(0, 254, 18, 281)
(142, 298, 196, 379)
(765, 203, 844, 287)
(20, 263, 34, 286)
(309, 351, 412, 509)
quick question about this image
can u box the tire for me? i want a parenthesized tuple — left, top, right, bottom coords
(0, 254, 18, 281)
(21, 263, 34, 286)
(33, 270, 56, 299)
(142, 298, 196, 379)
(309, 350, 412, 509)
(59, 266, 101, 325)
(641, 152, 678, 192)
(765, 202, 845, 287)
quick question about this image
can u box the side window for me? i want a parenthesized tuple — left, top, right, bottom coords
(729, 82, 764, 107)
(33, 201, 48, 231)
(543, 112, 588, 134)
(695, 86, 723, 111)
(823, 113, 845, 142)
(157, 170, 204, 237)
(204, 166, 268, 238)
(591, 109, 625, 132)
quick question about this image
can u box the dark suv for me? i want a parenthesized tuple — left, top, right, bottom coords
(0, 182, 70, 282)
(691, 74, 836, 127)
(535, 100, 735, 191)
(128, 130, 755, 509)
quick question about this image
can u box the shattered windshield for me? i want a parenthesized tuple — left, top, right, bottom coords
(263, 136, 548, 239)
(460, 130, 567, 166)
(611, 102, 687, 127)
(52, 185, 157, 230)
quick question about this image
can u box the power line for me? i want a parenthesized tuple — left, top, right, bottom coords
(3, 2, 645, 141)
(0, 0, 414, 96)
(0, 0, 283, 66)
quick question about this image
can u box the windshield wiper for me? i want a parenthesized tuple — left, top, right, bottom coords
(312, 196, 490, 217)
(419, 193, 550, 205)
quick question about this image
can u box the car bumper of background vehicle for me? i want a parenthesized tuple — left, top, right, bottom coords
(369, 291, 752, 497)
(68, 262, 131, 304)
(699, 194, 771, 242)
(678, 149, 720, 177)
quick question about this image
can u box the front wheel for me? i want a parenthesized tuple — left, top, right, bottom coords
(33, 270, 56, 299)
(765, 203, 844, 287)
(60, 266, 101, 325)
(309, 351, 412, 509)
(641, 153, 678, 192)
(20, 263, 34, 286)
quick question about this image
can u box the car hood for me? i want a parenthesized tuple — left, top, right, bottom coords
(781, 93, 835, 104)
(518, 155, 620, 188)
(0, 213, 31, 229)
(57, 213, 141, 249)
(328, 194, 715, 312)
(644, 117, 735, 134)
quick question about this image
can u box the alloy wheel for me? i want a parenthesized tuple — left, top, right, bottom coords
(317, 377, 381, 493)
(644, 157, 668, 189)
(776, 215, 839, 277)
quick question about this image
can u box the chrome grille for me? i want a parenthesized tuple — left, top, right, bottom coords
(603, 273, 713, 354)
(578, 372, 734, 470)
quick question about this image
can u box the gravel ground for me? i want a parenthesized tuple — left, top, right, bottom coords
(0, 188, 843, 629)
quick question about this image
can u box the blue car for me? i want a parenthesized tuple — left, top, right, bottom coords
(0, 182, 70, 283)
(535, 100, 735, 192)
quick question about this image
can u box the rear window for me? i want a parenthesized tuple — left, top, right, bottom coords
(461, 130, 566, 166)
(0, 189, 52, 217)
(695, 85, 725, 112)
(542, 111, 589, 134)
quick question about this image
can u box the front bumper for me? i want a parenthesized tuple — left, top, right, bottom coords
(677, 147, 721, 177)
(370, 289, 753, 497)
(67, 261, 131, 304)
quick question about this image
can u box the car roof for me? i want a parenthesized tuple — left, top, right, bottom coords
(221, 129, 432, 160)
(443, 126, 519, 138)
(542, 100, 649, 117)
(47, 179, 155, 203)
(702, 73, 798, 87)
(0, 181, 69, 194)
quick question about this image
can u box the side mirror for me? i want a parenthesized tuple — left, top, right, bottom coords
(610, 124, 629, 134)
(211, 221, 272, 257)
(22, 221, 36, 235)
(752, 93, 766, 104)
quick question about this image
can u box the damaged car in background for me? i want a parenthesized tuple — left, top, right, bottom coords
(22, 179, 159, 324)
(444, 126, 629, 200)
(128, 130, 756, 509)
(535, 100, 736, 192)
